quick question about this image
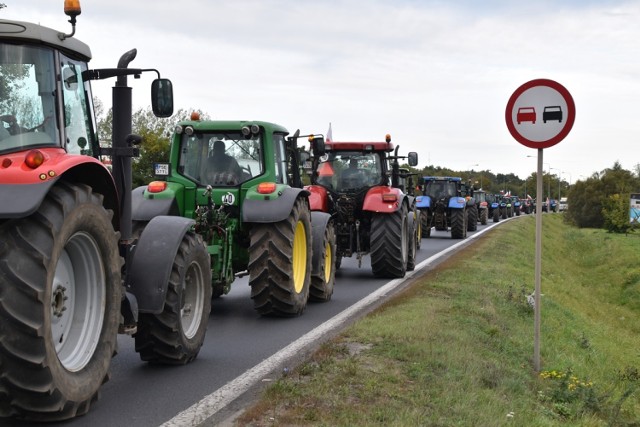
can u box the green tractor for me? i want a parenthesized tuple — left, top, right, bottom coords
(132, 118, 335, 316)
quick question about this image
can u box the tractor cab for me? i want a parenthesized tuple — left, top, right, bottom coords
(0, 25, 96, 157)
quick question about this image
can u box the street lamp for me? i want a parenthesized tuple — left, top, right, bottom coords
(469, 164, 479, 188)
(557, 171, 563, 200)
(549, 167, 559, 200)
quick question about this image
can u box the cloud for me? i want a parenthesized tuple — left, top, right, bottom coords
(3, 0, 639, 181)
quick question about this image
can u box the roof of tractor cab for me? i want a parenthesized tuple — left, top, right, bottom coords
(325, 141, 394, 152)
(0, 19, 92, 61)
(423, 176, 462, 182)
(175, 120, 289, 135)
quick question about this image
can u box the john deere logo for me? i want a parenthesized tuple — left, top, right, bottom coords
(222, 192, 235, 205)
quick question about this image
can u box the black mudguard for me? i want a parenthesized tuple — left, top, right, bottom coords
(0, 180, 57, 219)
(242, 187, 309, 223)
(310, 211, 332, 277)
(126, 215, 195, 313)
(131, 186, 180, 221)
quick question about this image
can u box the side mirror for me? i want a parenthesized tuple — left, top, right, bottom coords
(151, 78, 174, 118)
(407, 152, 418, 167)
(311, 135, 325, 157)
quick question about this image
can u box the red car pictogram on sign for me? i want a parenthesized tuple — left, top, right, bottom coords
(517, 107, 536, 124)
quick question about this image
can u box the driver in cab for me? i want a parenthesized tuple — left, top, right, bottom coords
(206, 139, 242, 185)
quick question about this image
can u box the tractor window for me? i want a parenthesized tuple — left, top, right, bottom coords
(60, 55, 96, 156)
(0, 44, 59, 153)
(178, 130, 263, 186)
(426, 181, 457, 199)
(273, 133, 288, 184)
(317, 151, 382, 191)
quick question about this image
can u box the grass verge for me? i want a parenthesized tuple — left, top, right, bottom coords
(234, 215, 639, 426)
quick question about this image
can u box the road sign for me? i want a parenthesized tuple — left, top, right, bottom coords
(505, 79, 575, 149)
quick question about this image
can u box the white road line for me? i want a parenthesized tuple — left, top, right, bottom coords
(161, 219, 507, 426)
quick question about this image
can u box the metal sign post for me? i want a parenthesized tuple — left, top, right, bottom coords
(505, 79, 575, 372)
(534, 149, 543, 371)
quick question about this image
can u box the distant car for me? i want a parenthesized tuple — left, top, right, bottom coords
(559, 197, 568, 212)
(543, 106, 563, 123)
(517, 107, 536, 124)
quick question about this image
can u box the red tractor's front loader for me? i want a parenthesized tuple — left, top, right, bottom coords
(0, 2, 211, 422)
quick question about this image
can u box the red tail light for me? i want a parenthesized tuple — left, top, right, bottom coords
(257, 182, 277, 194)
(382, 193, 397, 203)
(24, 150, 45, 169)
(147, 181, 167, 193)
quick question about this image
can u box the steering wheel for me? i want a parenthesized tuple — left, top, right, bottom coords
(0, 114, 21, 136)
(0, 114, 50, 135)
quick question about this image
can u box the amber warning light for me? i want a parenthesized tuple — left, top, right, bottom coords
(257, 182, 277, 194)
(147, 181, 167, 193)
(64, 0, 82, 17)
(25, 150, 45, 169)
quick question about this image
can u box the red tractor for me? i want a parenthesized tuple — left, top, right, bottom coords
(0, 2, 211, 421)
(305, 135, 419, 277)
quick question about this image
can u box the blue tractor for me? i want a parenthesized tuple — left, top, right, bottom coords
(416, 176, 470, 239)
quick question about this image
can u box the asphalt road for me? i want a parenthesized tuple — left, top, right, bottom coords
(4, 220, 504, 427)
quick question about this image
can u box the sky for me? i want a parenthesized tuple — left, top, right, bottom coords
(3, 0, 640, 183)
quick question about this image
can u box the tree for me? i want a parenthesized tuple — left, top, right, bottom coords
(95, 101, 210, 187)
(602, 194, 634, 234)
(565, 162, 640, 229)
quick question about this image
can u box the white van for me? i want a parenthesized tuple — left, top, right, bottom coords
(559, 197, 568, 212)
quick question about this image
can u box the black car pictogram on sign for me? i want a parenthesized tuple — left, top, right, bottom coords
(542, 106, 563, 123)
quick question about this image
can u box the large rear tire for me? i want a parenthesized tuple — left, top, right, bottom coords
(0, 181, 121, 421)
(135, 233, 211, 364)
(309, 223, 336, 302)
(480, 208, 488, 225)
(450, 208, 467, 239)
(370, 205, 408, 278)
(249, 198, 312, 316)
(420, 210, 431, 237)
(467, 206, 478, 231)
(493, 209, 500, 222)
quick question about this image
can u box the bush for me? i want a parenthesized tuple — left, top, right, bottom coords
(602, 194, 635, 234)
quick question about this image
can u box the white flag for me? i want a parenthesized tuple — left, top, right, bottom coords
(326, 123, 333, 142)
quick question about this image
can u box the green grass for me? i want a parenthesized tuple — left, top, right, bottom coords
(235, 216, 640, 426)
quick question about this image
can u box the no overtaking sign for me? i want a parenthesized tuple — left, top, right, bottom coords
(505, 79, 575, 149)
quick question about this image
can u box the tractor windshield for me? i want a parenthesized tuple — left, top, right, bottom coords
(425, 180, 457, 199)
(473, 191, 486, 203)
(315, 151, 383, 192)
(0, 43, 96, 156)
(177, 131, 263, 186)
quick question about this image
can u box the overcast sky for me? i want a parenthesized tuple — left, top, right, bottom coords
(4, 0, 639, 183)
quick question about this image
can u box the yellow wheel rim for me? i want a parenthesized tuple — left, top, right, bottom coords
(292, 220, 307, 293)
(323, 241, 332, 283)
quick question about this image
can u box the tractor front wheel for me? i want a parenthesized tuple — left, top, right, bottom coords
(135, 232, 211, 364)
(406, 212, 418, 272)
(0, 181, 121, 421)
(309, 222, 336, 302)
(249, 198, 312, 316)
